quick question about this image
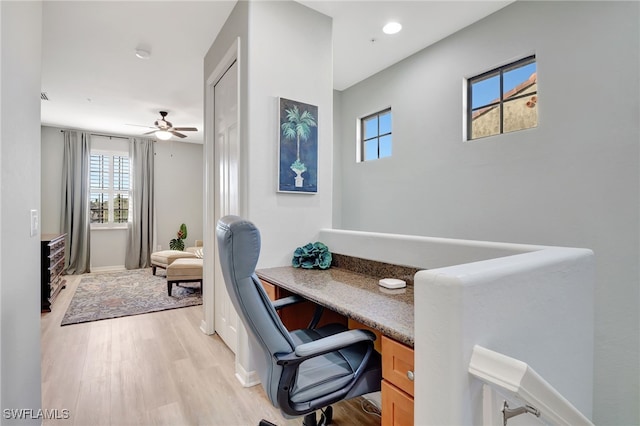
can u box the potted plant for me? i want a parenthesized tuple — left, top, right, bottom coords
(169, 223, 188, 251)
(290, 159, 307, 187)
(292, 242, 332, 270)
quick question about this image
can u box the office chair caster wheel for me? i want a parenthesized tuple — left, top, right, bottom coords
(319, 406, 333, 425)
(302, 412, 317, 426)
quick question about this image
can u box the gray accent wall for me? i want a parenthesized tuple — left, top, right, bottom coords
(335, 2, 639, 424)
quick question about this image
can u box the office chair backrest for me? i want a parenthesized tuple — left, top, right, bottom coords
(216, 215, 296, 407)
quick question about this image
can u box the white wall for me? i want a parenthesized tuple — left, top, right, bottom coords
(0, 1, 43, 422)
(332, 90, 343, 229)
(203, 0, 333, 384)
(40, 126, 63, 234)
(246, 1, 333, 268)
(335, 2, 639, 424)
(40, 125, 204, 269)
(153, 140, 203, 252)
(204, 0, 333, 268)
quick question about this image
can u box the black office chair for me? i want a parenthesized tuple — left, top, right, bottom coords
(216, 215, 382, 426)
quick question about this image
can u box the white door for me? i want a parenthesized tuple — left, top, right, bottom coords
(213, 60, 239, 353)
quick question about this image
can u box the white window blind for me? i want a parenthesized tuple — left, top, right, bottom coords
(90, 151, 130, 226)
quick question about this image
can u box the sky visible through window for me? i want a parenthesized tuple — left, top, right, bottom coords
(363, 110, 392, 160)
(471, 62, 536, 109)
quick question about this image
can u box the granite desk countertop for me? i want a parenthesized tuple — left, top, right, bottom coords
(256, 266, 414, 347)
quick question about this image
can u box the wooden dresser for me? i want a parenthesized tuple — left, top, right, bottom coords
(41, 233, 67, 312)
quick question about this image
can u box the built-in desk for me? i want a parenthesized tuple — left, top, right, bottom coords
(256, 265, 416, 425)
(256, 266, 414, 347)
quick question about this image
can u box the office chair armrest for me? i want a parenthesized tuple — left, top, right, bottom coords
(272, 294, 305, 310)
(276, 329, 376, 366)
(295, 329, 376, 358)
(294, 329, 375, 358)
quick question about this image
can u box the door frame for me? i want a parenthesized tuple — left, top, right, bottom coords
(203, 38, 258, 386)
(203, 37, 240, 336)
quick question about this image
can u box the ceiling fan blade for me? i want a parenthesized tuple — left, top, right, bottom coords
(171, 131, 187, 138)
(143, 130, 156, 135)
(172, 127, 198, 132)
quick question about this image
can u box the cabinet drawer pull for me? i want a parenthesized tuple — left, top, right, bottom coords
(407, 370, 414, 381)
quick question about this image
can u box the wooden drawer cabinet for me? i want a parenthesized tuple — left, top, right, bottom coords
(382, 380, 414, 426)
(382, 335, 414, 426)
(41, 233, 67, 312)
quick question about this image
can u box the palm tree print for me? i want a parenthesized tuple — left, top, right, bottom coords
(281, 105, 317, 163)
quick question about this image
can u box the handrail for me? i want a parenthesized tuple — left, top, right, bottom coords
(468, 345, 594, 426)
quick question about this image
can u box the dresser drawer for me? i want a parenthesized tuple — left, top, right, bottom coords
(382, 335, 415, 397)
(381, 379, 414, 426)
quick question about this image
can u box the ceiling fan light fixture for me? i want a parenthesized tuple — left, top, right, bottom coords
(383, 22, 402, 35)
(135, 48, 151, 60)
(155, 130, 172, 140)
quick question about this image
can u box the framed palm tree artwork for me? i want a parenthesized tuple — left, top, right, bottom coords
(278, 97, 318, 193)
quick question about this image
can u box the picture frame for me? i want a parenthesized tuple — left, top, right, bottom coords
(278, 97, 318, 193)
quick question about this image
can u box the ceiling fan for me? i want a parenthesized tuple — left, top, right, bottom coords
(142, 111, 198, 140)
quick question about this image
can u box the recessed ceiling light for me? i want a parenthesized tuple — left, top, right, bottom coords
(135, 48, 151, 60)
(383, 22, 402, 35)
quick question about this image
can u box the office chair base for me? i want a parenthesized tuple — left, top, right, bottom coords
(258, 421, 277, 426)
(303, 406, 333, 426)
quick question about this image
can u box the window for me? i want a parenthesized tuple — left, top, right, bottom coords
(468, 55, 537, 140)
(360, 108, 392, 161)
(90, 151, 130, 227)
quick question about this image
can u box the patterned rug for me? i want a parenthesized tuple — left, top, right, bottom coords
(61, 268, 202, 326)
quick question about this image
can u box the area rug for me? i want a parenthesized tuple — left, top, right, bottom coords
(61, 268, 202, 326)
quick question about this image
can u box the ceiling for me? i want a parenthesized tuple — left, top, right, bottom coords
(41, 1, 512, 144)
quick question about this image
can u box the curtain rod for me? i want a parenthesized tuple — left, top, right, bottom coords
(58, 129, 146, 141)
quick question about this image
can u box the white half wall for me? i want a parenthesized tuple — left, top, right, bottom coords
(334, 2, 639, 424)
(1, 1, 43, 421)
(320, 227, 594, 424)
(415, 246, 594, 425)
(319, 228, 542, 269)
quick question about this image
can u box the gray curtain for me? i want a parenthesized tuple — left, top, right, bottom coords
(60, 131, 91, 274)
(125, 138, 155, 269)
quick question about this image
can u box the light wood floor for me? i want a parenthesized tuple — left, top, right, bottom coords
(41, 274, 382, 426)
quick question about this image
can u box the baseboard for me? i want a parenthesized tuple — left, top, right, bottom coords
(199, 319, 214, 335)
(90, 265, 126, 273)
(235, 362, 260, 388)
